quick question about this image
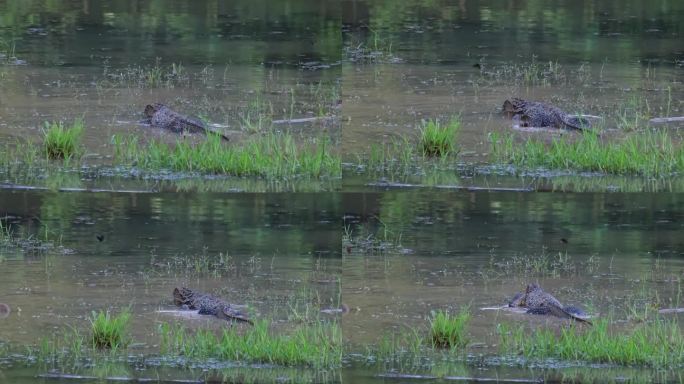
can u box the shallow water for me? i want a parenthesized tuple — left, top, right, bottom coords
(342, 0, 684, 189)
(0, 0, 342, 192)
(0, 191, 341, 370)
(2, 1, 684, 383)
(342, 191, 684, 382)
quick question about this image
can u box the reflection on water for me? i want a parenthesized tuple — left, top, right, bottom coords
(343, 0, 684, 64)
(2, 0, 341, 67)
(342, 0, 684, 189)
(343, 190, 684, 382)
(343, 169, 684, 193)
(2, 1, 684, 382)
(0, 0, 342, 193)
(0, 190, 341, 349)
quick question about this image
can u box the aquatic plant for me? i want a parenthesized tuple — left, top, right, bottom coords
(356, 117, 461, 175)
(0, 37, 16, 64)
(344, 28, 398, 63)
(0, 221, 67, 255)
(489, 130, 684, 176)
(43, 119, 84, 160)
(35, 327, 86, 365)
(373, 328, 425, 362)
(89, 309, 131, 349)
(158, 320, 342, 368)
(473, 56, 600, 88)
(151, 248, 236, 278)
(498, 317, 684, 367)
(113, 132, 340, 178)
(104, 59, 189, 88)
(615, 93, 654, 131)
(343, 222, 404, 255)
(0, 221, 11, 246)
(239, 95, 273, 133)
(429, 309, 470, 349)
(419, 118, 461, 157)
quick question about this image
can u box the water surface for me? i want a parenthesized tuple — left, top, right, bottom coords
(343, 190, 684, 382)
(0, 190, 341, 381)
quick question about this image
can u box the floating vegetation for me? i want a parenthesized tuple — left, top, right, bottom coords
(429, 309, 470, 349)
(113, 132, 340, 178)
(0, 37, 18, 65)
(42, 119, 84, 160)
(103, 59, 190, 88)
(158, 320, 342, 368)
(89, 309, 131, 349)
(0, 221, 70, 255)
(474, 57, 592, 87)
(150, 248, 236, 278)
(419, 118, 460, 157)
(484, 248, 600, 279)
(38, 327, 86, 364)
(489, 130, 684, 176)
(372, 329, 426, 363)
(0, 220, 11, 246)
(360, 309, 472, 365)
(477, 59, 566, 87)
(239, 95, 274, 133)
(343, 222, 405, 255)
(344, 29, 400, 63)
(615, 94, 654, 131)
(498, 318, 684, 367)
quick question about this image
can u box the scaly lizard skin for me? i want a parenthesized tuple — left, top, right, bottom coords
(144, 103, 230, 142)
(503, 98, 591, 131)
(509, 283, 592, 325)
(173, 287, 252, 325)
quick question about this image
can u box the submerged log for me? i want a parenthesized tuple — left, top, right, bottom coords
(649, 116, 684, 124)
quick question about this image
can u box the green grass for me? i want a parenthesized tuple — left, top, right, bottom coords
(0, 221, 11, 246)
(158, 320, 342, 368)
(113, 132, 340, 178)
(490, 130, 684, 176)
(42, 119, 84, 159)
(103, 59, 189, 88)
(0, 37, 16, 64)
(429, 309, 470, 349)
(358, 116, 462, 175)
(498, 318, 684, 367)
(420, 118, 460, 157)
(89, 309, 131, 349)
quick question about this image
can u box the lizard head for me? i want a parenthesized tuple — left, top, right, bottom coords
(144, 103, 166, 118)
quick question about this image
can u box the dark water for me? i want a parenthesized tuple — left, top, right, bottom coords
(2, 0, 341, 67)
(343, 0, 684, 64)
(2, 0, 684, 383)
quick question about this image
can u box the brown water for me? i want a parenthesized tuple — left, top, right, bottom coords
(342, 191, 684, 382)
(0, 190, 341, 382)
(0, 0, 342, 192)
(2, 1, 684, 383)
(342, 62, 684, 156)
(342, 0, 684, 191)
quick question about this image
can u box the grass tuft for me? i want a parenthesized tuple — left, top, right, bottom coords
(490, 130, 684, 176)
(113, 132, 340, 178)
(429, 309, 470, 349)
(89, 309, 131, 349)
(43, 119, 84, 160)
(159, 320, 341, 368)
(498, 317, 684, 367)
(420, 118, 460, 157)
